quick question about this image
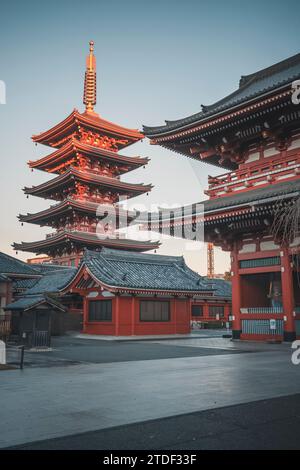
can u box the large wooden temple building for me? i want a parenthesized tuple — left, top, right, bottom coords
(14, 41, 158, 266)
(143, 53, 300, 341)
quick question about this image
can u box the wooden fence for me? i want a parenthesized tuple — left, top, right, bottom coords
(0, 315, 11, 340)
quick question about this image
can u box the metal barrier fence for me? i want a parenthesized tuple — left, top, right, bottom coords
(240, 307, 283, 314)
(242, 319, 284, 335)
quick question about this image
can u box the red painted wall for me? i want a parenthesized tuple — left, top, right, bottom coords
(240, 274, 271, 308)
(83, 295, 191, 336)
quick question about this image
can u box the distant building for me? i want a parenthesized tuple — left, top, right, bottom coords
(27, 256, 52, 265)
(192, 278, 231, 327)
(0, 252, 41, 342)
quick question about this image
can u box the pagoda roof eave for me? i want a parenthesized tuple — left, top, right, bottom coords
(12, 231, 160, 254)
(32, 109, 144, 149)
(18, 198, 137, 224)
(24, 167, 153, 198)
(28, 139, 149, 172)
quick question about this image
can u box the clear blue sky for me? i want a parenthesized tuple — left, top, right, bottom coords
(0, 0, 299, 274)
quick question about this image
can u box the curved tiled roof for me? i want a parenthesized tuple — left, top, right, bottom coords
(19, 198, 137, 224)
(32, 263, 77, 274)
(13, 277, 39, 291)
(5, 264, 76, 311)
(32, 109, 143, 149)
(25, 268, 77, 295)
(29, 139, 149, 172)
(204, 278, 232, 298)
(5, 294, 65, 312)
(0, 252, 39, 276)
(13, 230, 159, 253)
(138, 180, 300, 223)
(144, 53, 300, 137)
(68, 248, 213, 293)
(24, 167, 152, 198)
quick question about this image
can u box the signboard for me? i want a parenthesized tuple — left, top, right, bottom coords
(270, 319, 276, 330)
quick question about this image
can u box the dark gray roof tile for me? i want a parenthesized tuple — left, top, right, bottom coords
(25, 268, 77, 295)
(142, 180, 300, 222)
(204, 278, 232, 298)
(5, 294, 65, 311)
(0, 252, 39, 276)
(76, 248, 213, 293)
(13, 278, 39, 291)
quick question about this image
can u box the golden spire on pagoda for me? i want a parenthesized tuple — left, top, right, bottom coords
(83, 41, 97, 114)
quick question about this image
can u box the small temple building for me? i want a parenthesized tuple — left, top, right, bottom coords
(13, 41, 159, 266)
(0, 252, 79, 346)
(143, 53, 300, 342)
(62, 248, 216, 336)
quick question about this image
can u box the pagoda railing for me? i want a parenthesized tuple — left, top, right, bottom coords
(208, 153, 300, 190)
(240, 307, 283, 314)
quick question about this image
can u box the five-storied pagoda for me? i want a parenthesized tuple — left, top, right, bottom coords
(14, 42, 158, 266)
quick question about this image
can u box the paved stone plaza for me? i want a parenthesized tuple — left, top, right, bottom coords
(1, 332, 300, 449)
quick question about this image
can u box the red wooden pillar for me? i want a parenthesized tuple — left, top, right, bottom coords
(173, 297, 177, 334)
(83, 297, 88, 333)
(189, 297, 193, 333)
(131, 296, 135, 336)
(281, 247, 296, 341)
(115, 295, 120, 336)
(231, 242, 242, 339)
(189, 298, 192, 324)
(203, 302, 209, 320)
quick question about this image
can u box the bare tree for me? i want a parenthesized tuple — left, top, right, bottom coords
(271, 197, 300, 288)
(271, 197, 300, 247)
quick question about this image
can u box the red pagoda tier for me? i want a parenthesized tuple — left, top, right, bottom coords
(28, 139, 149, 175)
(14, 41, 159, 265)
(23, 167, 152, 201)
